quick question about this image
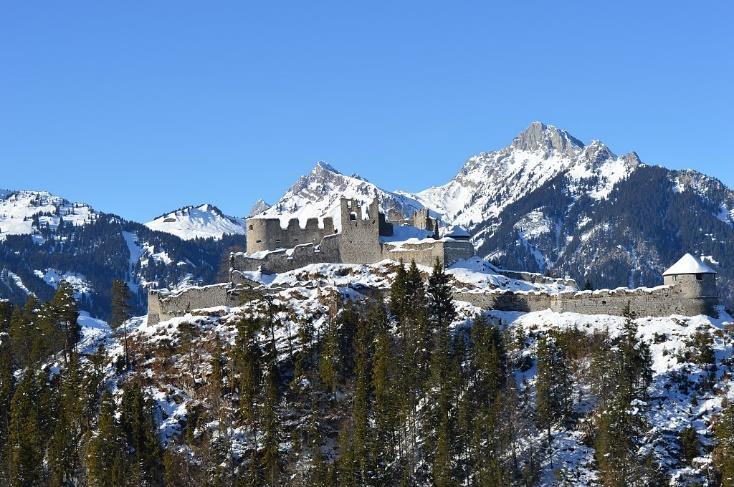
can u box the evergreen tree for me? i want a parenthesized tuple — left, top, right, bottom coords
(351, 303, 376, 483)
(714, 403, 734, 486)
(86, 392, 126, 486)
(535, 332, 572, 464)
(261, 301, 282, 486)
(371, 304, 397, 482)
(0, 330, 14, 457)
(110, 279, 131, 328)
(120, 380, 163, 485)
(111, 279, 132, 368)
(593, 308, 655, 486)
(51, 281, 80, 365)
(678, 426, 698, 465)
(6, 370, 46, 486)
(49, 352, 86, 486)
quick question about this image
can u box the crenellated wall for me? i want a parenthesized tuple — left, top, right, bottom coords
(246, 216, 336, 254)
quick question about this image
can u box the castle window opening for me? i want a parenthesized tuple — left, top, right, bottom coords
(696, 274, 703, 281)
(249, 225, 253, 230)
(350, 213, 357, 221)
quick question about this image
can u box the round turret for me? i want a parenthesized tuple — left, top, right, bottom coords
(663, 253, 717, 299)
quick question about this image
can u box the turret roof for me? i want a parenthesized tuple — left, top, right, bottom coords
(663, 253, 717, 276)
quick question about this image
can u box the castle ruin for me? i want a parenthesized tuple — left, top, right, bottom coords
(147, 197, 720, 324)
(231, 198, 474, 277)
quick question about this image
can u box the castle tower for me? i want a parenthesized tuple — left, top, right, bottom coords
(663, 253, 718, 315)
(663, 253, 717, 297)
(338, 198, 383, 263)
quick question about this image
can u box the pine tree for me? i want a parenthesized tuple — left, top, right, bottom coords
(371, 304, 397, 482)
(714, 403, 734, 486)
(86, 392, 126, 486)
(0, 330, 14, 455)
(535, 333, 572, 465)
(111, 279, 132, 368)
(51, 281, 80, 365)
(261, 361, 281, 486)
(6, 370, 46, 486)
(593, 308, 655, 486)
(351, 303, 375, 483)
(261, 301, 282, 486)
(110, 279, 131, 328)
(120, 380, 163, 485)
(49, 352, 86, 486)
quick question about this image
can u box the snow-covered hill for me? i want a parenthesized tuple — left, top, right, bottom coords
(256, 162, 428, 229)
(0, 190, 98, 241)
(145, 204, 246, 240)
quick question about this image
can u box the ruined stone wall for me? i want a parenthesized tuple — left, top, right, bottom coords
(455, 284, 718, 317)
(148, 283, 240, 324)
(494, 269, 578, 288)
(233, 234, 342, 276)
(246, 217, 335, 254)
(382, 239, 475, 268)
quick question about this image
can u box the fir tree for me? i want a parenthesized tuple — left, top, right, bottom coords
(535, 333, 572, 465)
(714, 403, 734, 486)
(86, 392, 126, 486)
(6, 370, 46, 486)
(51, 281, 80, 366)
(120, 380, 163, 485)
(593, 309, 655, 486)
(111, 279, 132, 368)
(49, 352, 86, 486)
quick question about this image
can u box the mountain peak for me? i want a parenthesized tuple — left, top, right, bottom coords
(313, 161, 341, 175)
(248, 199, 271, 217)
(145, 204, 245, 240)
(511, 121, 584, 154)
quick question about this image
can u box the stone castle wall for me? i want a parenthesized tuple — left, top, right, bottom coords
(232, 234, 342, 276)
(246, 217, 336, 254)
(148, 283, 242, 324)
(455, 284, 718, 318)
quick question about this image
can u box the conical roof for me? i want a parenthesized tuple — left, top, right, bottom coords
(663, 253, 717, 276)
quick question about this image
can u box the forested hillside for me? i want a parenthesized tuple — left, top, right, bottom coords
(2, 261, 733, 485)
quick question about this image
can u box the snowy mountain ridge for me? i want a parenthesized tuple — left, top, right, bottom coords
(145, 204, 246, 241)
(255, 161, 428, 229)
(0, 190, 98, 242)
(411, 122, 642, 230)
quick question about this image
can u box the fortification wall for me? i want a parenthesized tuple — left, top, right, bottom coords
(382, 239, 475, 268)
(233, 234, 342, 275)
(246, 217, 335, 254)
(495, 269, 578, 288)
(148, 283, 240, 324)
(455, 284, 718, 317)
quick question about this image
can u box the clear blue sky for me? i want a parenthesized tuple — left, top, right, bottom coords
(1, 1, 732, 222)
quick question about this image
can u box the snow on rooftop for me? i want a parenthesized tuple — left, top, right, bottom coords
(663, 253, 717, 276)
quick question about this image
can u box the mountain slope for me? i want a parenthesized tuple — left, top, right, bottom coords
(412, 122, 641, 230)
(403, 122, 734, 308)
(257, 161, 428, 228)
(145, 204, 246, 240)
(0, 191, 241, 318)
